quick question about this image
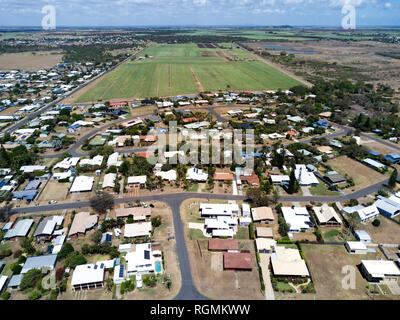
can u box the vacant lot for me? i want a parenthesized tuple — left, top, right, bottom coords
(76, 43, 302, 102)
(37, 180, 71, 203)
(326, 156, 386, 193)
(0, 51, 63, 70)
(361, 216, 400, 244)
(291, 244, 386, 300)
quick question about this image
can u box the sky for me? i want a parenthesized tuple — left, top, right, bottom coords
(0, 0, 399, 27)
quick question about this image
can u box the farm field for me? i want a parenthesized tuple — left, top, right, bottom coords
(75, 43, 303, 102)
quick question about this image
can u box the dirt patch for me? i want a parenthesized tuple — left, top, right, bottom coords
(0, 51, 63, 71)
(361, 216, 400, 244)
(189, 65, 204, 92)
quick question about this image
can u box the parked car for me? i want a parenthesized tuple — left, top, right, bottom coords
(48, 200, 57, 204)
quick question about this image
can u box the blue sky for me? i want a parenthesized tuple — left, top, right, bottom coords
(0, 0, 398, 27)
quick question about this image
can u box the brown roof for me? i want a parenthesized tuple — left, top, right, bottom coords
(223, 252, 253, 270)
(68, 212, 98, 237)
(240, 173, 260, 186)
(209, 239, 239, 251)
(256, 227, 273, 238)
(213, 172, 234, 181)
(251, 207, 274, 222)
(115, 207, 151, 218)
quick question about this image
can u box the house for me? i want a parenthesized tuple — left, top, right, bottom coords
(107, 152, 121, 167)
(270, 246, 310, 279)
(8, 274, 23, 290)
(186, 168, 208, 182)
(69, 176, 94, 193)
(124, 222, 152, 238)
(200, 203, 240, 218)
(374, 196, 400, 218)
(323, 172, 346, 186)
(115, 207, 151, 221)
(251, 207, 274, 223)
(363, 158, 386, 170)
(239, 217, 252, 227)
(20, 165, 46, 174)
(204, 217, 237, 238)
(54, 157, 80, 170)
(345, 241, 368, 255)
(223, 252, 253, 271)
(155, 170, 177, 183)
(208, 239, 239, 252)
(68, 212, 98, 237)
(355, 230, 372, 244)
(317, 146, 333, 154)
(256, 227, 273, 239)
(360, 260, 400, 282)
(270, 175, 290, 185)
(287, 115, 303, 123)
(79, 155, 104, 167)
(313, 204, 342, 226)
(33, 216, 64, 241)
(100, 232, 113, 244)
(4, 219, 34, 240)
(0, 275, 7, 293)
(21, 254, 57, 274)
(127, 176, 147, 188)
(125, 243, 162, 276)
(281, 207, 312, 232)
(240, 173, 260, 186)
(385, 153, 400, 164)
(341, 204, 380, 223)
(53, 171, 73, 181)
(102, 173, 116, 191)
(294, 165, 319, 186)
(255, 238, 276, 254)
(213, 169, 234, 181)
(71, 264, 105, 291)
(313, 119, 329, 128)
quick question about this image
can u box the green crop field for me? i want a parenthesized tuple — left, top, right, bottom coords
(76, 43, 303, 102)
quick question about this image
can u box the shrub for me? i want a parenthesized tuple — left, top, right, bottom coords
(20, 269, 42, 290)
(11, 263, 22, 275)
(372, 219, 381, 227)
(13, 250, 23, 259)
(56, 267, 65, 282)
(0, 291, 10, 300)
(57, 243, 74, 261)
(28, 291, 42, 300)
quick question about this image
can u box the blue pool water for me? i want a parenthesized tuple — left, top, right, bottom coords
(155, 261, 162, 273)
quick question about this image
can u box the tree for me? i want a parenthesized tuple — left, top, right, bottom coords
(90, 230, 103, 244)
(20, 269, 42, 290)
(389, 168, 398, 189)
(28, 291, 42, 300)
(151, 216, 162, 228)
(90, 192, 114, 214)
(65, 252, 87, 269)
(57, 243, 74, 261)
(0, 203, 14, 222)
(246, 188, 269, 207)
(372, 219, 381, 227)
(287, 169, 299, 194)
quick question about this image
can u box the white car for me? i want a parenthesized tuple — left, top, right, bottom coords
(142, 202, 148, 208)
(48, 200, 57, 204)
(136, 274, 143, 289)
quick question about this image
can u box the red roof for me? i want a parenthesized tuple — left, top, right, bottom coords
(240, 173, 260, 186)
(138, 152, 154, 158)
(223, 252, 253, 270)
(110, 102, 127, 106)
(209, 239, 239, 251)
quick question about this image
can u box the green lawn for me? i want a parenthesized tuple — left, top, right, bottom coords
(76, 43, 303, 102)
(275, 282, 295, 292)
(309, 182, 340, 196)
(323, 229, 341, 241)
(188, 183, 199, 192)
(189, 229, 206, 240)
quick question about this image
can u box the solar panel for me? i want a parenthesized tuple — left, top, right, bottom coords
(100, 263, 104, 268)
(94, 265, 98, 269)
(119, 265, 124, 277)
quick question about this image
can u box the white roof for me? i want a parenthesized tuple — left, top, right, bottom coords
(79, 155, 104, 167)
(346, 241, 367, 251)
(53, 171, 72, 180)
(102, 173, 116, 189)
(126, 243, 155, 273)
(295, 165, 319, 185)
(270, 175, 290, 183)
(242, 203, 251, 215)
(212, 229, 234, 237)
(124, 222, 152, 238)
(281, 207, 311, 232)
(127, 176, 147, 185)
(20, 165, 46, 173)
(155, 170, 177, 181)
(313, 204, 342, 224)
(54, 157, 80, 170)
(271, 246, 309, 277)
(363, 158, 386, 169)
(107, 152, 119, 167)
(361, 260, 400, 278)
(164, 151, 185, 158)
(71, 264, 105, 286)
(200, 203, 240, 217)
(70, 176, 94, 193)
(0, 275, 8, 292)
(186, 168, 208, 181)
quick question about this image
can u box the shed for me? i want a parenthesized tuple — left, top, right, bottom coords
(355, 230, 372, 243)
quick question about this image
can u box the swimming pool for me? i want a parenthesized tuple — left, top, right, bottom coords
(155, 261, 162, 273)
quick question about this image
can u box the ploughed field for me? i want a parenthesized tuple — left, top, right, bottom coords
(75, 43, 302, 102)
